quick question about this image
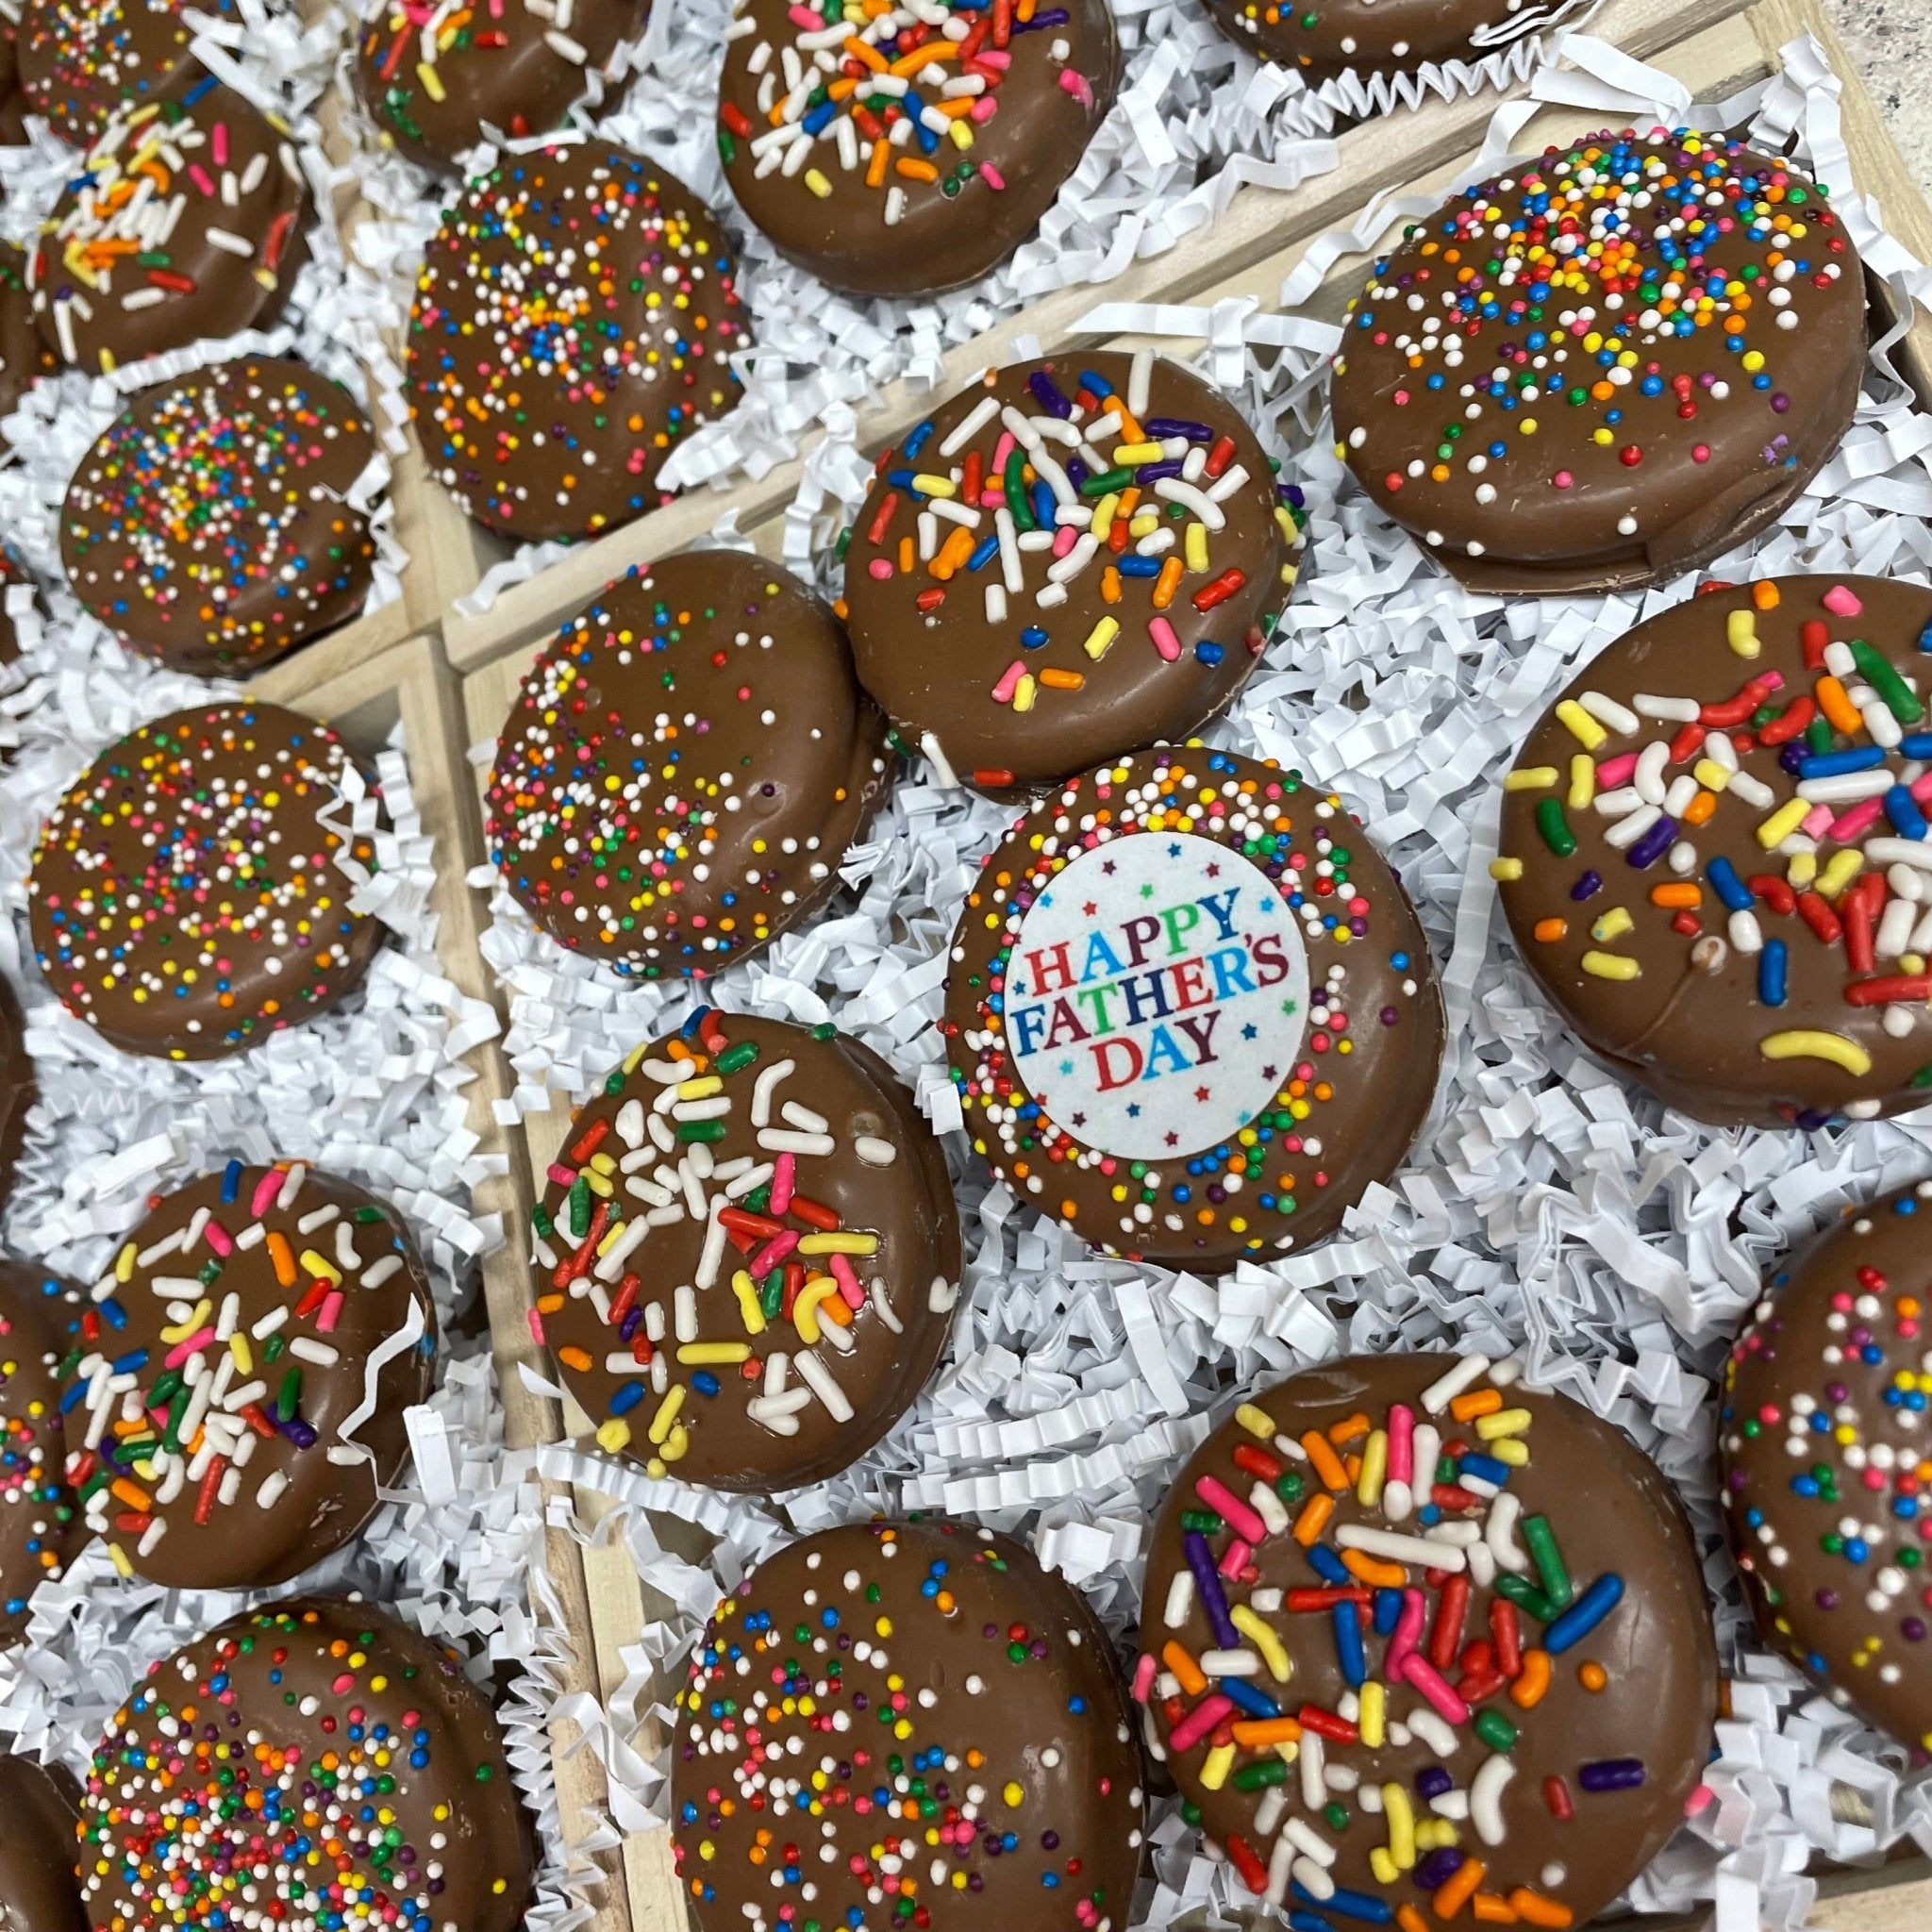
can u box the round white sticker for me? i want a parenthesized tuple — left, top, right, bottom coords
(1004, 829, 1310, 1162)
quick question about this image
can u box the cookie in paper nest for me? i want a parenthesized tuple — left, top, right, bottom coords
(1494, 575, 1932, 1127)
(943, 743, 1444, 1273)
(0, 976, 33, 1210)
(533, 1008, 959, 1490)
(1201, 0, 1564, 77)
(28, 701, 385, 1060)
(1141, 1353, 1717, 1925)
(673, 1518, 1144, 1932)
(0, 1754, 85, 1932)
(717, 0, 1118, 300)
(843, 349, 1307, 794)
(1330, 128, 1865, 595)
(79, 1596, 535, 1932)
(58, 1159, 437, 1590)
(1720, 1178, 1932, 1752)
(16, 0, 234, 146)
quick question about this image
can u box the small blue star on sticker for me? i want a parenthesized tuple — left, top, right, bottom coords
(1058, 1059, 1074, 1076)
(1126, 1102, 1141, 1118)
(1167, 841, 1182, 858)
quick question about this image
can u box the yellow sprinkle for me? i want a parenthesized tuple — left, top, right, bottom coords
(159, 1299, 213, 1346)
(1114, 441, 1163, 464)
(1788, 848, 1819, 890)
(1082, 616, 1120, 660)
(1357, 1428, 1389, 1508)
(792, 1276, 841, 1346)
(1580, 950, 1640, 982)
(623, 1042, 650, 1074)
(595, 1218, 629, 1257)
(1231, 1605, 1292, 1684)
(1002, 1781, 1024, 1807)
(1502, 767, 1558, 792)
(1370, 1849, 1398, 1888)
(732, 1270, 767, 1337)
(1474, 1407, 1532, 1441)
(796, 1232, 880, 1257)
(1416, 1819, 1459, 1853)
(646, 1384, 687, 1446)
(416, 60, 446, 103)
(581, 1166, 613, 1198)
(910, 473, 957, 498)
(947, 117, 972, 151)
(1384, 1780, 1416, 1870)
(804, 168, 834, 198)
(676, 1342, 753, 1366)
(1490, 1438, 1529, 1467)
(1089, 491, 1119, 540)
(1489, 858, 1524, 882)
(1591, 907, 1633, 942)
(1817, 848, 1864, 901)
(1757, 797, 1810, 849)
(1726, 608, 1760, 658)
(107, 1541, 133, 1577)
(1759, 1030, 1873, 1077)
(1011, 673, 1037, 714)
(1554, 700, 1607, 750)
(676, 1075, 723, 1100)
(115, 1242, 136, 1284)
(1184, 522, 1209, 573)
(1198, 1742, 1236, 1791)
(1692, 758, 1731, 793)
(1568, 756, 1594, 810)
(1236, 1403, 1275, 1439)
(229, 1334, 253, 1375)
(596, 1418, 632, 1454)
(661, 1423, 690, 1463)
(1358, 1679, 1386, 1750)
(299, 1250, 342, 1286)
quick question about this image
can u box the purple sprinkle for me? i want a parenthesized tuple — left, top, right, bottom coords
(1135, 458, 1185, 484)
(1028, 371, 1073, 418)
(1011, 6, 1067, 26)
(1143, 416, 1214, 441)
(1067, 458, 1090, 492)
(1579, 1758, 1646, 1793)
(1902, 1618, 1926, 1641)
(1415, 1767, 1454, 1801)
(1570, 869, 1603, 901)
(1414, 1848, 1464, 1891)
(1185, 1529, 1239, 1648)
(1625, 814, 1677, 869)
(1778, 743, 1807, 776)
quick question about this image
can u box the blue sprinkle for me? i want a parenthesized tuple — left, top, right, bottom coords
(1706, 856, 1752, 912)
(1195, 641, 1224, 668)
(1021, 626, 1049, 650)
(1544, 1573, 1625, 1654)
(1887, 785, 1929, 841)
(1332, 1601, 1365, 1688)
(691, 1371, 723, 1398)
(1795, 745, 1887, 778)
(967, 534, 1000, 573)
(1759, 937, 1788, 1008)
(220, 1158, 242, 1204)
(608, 1381, 646, 1417)
(1306, 1542, 1348, 1585)
(1217, 1675, 1281, 1719)
(1457, 1452, 1511, 1488)
(1117, 556, 1161, 577)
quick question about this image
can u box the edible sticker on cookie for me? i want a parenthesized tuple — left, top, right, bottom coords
(1008, 829, 1309, 1159)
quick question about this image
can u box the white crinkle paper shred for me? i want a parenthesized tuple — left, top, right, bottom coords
(0, 619, 589, 1929)
(467, 27, 1932, 1932)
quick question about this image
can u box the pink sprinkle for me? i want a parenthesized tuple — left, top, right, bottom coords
(204, 1219, 234, 1257)
(1195, 1474, 1266, 1543)
(770, 1150, 796, 1217)
(1801, 802, 1838, 841)
(1218, 1536, 1252, 1581)
(829, 1252, 866, 1309)
(1825, 797, 1883, 842)
(969, 96, 998, 125)
(991, 430, 1015, 472)
(1909, 771, 1932, 804)
(211, 122, 227, 168)
(545, 1162, 575, 1188)
(867, 558, 893, 580)
(527, 1307, 546, 1347)
(788, 3, 821, 24)
(1166, 1691, 1234, 1755)
(1131, 1653, 1158, 1703)
(977, 162, 1006, 191)
(1386, 1585, 1427, 1677)
(749, 1230, 800, 1277)
(332, 1673, 356, 1694)
(250, 1171, 282, 1218)
(975, 48, 1010, 69)
(316, 1291, 344, 1336)
(189, 163, 217, 198)
(1595, 751, 1640, 788)
(991, 658, 1026, 704)
(1387, 1403, 1413, 1485)
(1684, 1784, 1716, 1818)
(1400, 1650, 1472, 1724)
(1051, 524, 1078, 558)
(1058, 68, 1093, 108)
(1824, 584, 1864, 617)
(1553, 470, 1574, 490)
(165, 1328, 217, 1371)
(1149, 616, 1182, 662)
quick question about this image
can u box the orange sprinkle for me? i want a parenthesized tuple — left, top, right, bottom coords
(1816, 675, 1862, 735)
(1649, 883, 1701, 908)
(1162, 1641, 1207, 1698)
(1508, 1647, 1553, 1709)
(894, 157, 941, 183)
(1341, 1549, 1406, 1589)
(1471, 1896, 1519, 1924)
(1752, 580, 1781, 609)
(266, 1230, 297, 1289)
(865, 140, 890, 190)
(1683, 789, 1719, 826)
(557, 1346, 592, 1373)
(1578, 1660, 1608, 1691)
(1532, 918, 1567, 943)
(1448, 1387, 1503, 1423)
(1435, 1857, 1486, 1920)
(1230, 1716, 1303, 1747)
(1301, 1430, 1349, 1491)
(1039, 668, 1085, 691)
(1152, 556, 1184, 609)
(1291, 1493, 1334, 1546)
(1507, 1891, 1574, 1929)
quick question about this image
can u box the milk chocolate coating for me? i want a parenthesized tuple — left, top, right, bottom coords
(673, 1519, 1144, 1932)
(0, 1756, 84, 1932)
(536, 1011, 958, 1490)
(61, 356, 376, 675)
(80, 1596, 534, 1932)
(1141, 1354, 1717, 1925)
(356, 0, 650, 175)
(32, 77, 311, 377)
(16, 0, 228, 147)
(59, 1162, 436, 1590)
(0, 979, 32, 1210)
(0, 25, 30, 146)
(718, 0, 1117, 300)
(844, 351, 1304, 793)
(1202, 0, 1531, 75)
(487, 549, 890, 976)
(1496, 575, 1932, 1127)
(1330, 128, 1865, 595)
(1720, 1181, 1932, 1751)
(406, 141, 747, 542)
(943, 745, 1444, 1273)
(0, 1262, 85, 1644)
(28, 701, 384, 1061)
(0, 245, 54, 423)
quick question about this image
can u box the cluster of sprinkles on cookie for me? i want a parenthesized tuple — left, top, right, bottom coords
(0, 1262, 83, 1642)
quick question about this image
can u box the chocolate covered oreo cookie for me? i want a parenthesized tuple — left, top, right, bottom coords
(1204, 0, 1543, 75)
(943, 745, 1443, 1272)
(0, 1261, 84, 1643)
(16, 0, 228, 146)
(844, 350, 1306, 793)
(61, 356, 377, 675)
(718, 0, 1117, 299)
(1331, 129, 1864, 594)
(406, 140, 747, 541)
(1141, 1354, 1717, 1924)
(1720, 1180, 1932, 1750)
(674, 1518, 1143, 1932)
(1494, 575, 1932, 1126)
(60, 1159, 436, 1589)
(81, 1596, 534, 1932)
(0, 1756, 84, 1932)
(534, 1008, 958, 1488)
(0, 979, 33, 1210)
(29, 701, 384, 1061)
(487, 548, 889, 976)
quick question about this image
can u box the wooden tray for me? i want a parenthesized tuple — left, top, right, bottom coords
(400, 0, 1932, 1924)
